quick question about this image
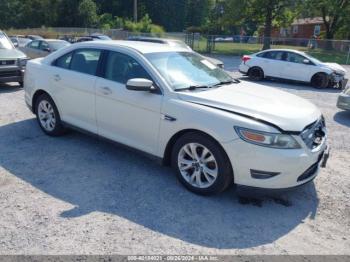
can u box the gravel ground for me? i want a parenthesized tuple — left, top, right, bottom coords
(0, 58, 349, 255)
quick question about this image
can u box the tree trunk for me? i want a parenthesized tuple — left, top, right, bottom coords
(325, 30, 334, 50)
(263, 6, 273, 50)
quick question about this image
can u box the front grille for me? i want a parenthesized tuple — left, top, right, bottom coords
(0, 60, 16, 66)
(300, 117, 326, 149)
(0, 70, 21, 77)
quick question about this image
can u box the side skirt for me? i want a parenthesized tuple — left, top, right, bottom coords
(61, 121, 164, 165)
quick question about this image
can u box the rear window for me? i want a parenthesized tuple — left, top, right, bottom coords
(53, 49, 102, 76)
(258, 51, 284, 60)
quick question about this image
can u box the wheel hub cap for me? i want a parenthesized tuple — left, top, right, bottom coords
(38, 100, 56, 132)
(178, 143, 218, 189)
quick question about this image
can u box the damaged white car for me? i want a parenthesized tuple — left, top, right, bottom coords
(239, 49, 348, 89)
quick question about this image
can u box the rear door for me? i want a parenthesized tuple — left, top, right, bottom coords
(256, 51, 285, 78)
(50, 48, 102, 133)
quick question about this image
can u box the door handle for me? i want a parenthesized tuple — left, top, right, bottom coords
(100, 86, 112, 95)
(54, 74, 61, 81)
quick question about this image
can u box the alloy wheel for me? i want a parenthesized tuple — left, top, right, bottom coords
(177, 143, 218, 189)
(38, 100, 56, 132)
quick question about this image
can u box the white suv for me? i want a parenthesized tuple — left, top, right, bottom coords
(24, 41, 329, 195)
(239, 49, 348, 89)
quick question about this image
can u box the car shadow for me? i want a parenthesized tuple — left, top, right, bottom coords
(334, 110, 350, 127)
(0, 119, 319, 249)
(238, 76, 343, 94)
(0, 82, 22, 93)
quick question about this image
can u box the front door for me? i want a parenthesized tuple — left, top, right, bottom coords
(95, 51, 163, 155)
(279, 52, 312, 82)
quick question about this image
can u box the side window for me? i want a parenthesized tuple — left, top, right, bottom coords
(40, 41, 49, 51)
(262, 51, 283, 60)
(70, 49, 102, 75)
(28, 40, 40, 49)
(54, 52, 73, 69)
(286, 52, 305, 64)
(104, 51, 151, 84)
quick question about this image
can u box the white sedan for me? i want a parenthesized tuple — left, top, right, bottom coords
(24, 41, 328, 195)
(239, 49, 348, 89)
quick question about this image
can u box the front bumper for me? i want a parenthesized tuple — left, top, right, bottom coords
(0, 67, 24, 83)
(337, 93, 350, 111)
(222, 135, 328, 190)
(330, 73, 348, 88)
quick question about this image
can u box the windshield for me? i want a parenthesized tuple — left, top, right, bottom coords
(49, 41, 70, 51)
(0, 32, 14, 49)
(302, 52, 322, 64)
(168, 40, 192, 50)
(94, 35, 111, 40)
(145, 52, 233, 90)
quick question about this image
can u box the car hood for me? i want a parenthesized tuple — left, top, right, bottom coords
(321, 62, 347, 75)
(177, 81, 321, 132)
(0, 48, 26, 59)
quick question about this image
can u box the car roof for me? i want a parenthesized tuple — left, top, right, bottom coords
(74, 40, 190, 54)
(258, 49, 306, 55)
(44, 39, 68, 42)
(128, 37, 184, 44)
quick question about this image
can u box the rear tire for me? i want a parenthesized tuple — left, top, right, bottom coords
(35, 93, 66, 136)
(311, 73, 329, 89)
(171, 132, 233, 195)
(248, 67, 264, 81)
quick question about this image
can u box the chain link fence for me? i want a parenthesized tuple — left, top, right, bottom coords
(6, 28, 350, 64)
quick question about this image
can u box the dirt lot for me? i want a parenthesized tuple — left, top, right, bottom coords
(0, 62, 349, 255)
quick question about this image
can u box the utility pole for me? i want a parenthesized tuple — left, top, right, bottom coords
(134, 0, 138, 22)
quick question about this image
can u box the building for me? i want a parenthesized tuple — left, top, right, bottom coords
(271, 17, 325, 39)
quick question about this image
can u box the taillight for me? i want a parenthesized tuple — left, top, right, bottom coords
(242, 55, 251, 63)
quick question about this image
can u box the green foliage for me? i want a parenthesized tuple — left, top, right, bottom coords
(304, 0, 350, 39)
(0, 0, 349, 40)
(78, 0, 98, 27)
(124, 14, 164, 34)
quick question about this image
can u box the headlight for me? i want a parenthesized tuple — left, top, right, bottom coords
(18, 58, 29, 67)
(234, 127, 301, 149)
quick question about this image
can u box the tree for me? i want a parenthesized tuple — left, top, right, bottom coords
(78, 0, 98, 28)
(306, 0, 350, 41)
(245, 0, 299, 50)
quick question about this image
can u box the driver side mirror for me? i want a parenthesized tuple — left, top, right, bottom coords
(13, 42, 19, 48)
(126, 78, 155, 92)
(43, 47, 51, 53)
(303, 59, 311, 65)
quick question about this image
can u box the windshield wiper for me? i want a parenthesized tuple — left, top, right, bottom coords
(174, 85, 211, 92)
(212, 79, 240, 87)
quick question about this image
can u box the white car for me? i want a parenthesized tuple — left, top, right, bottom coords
(239, 49, 348, 89)
(24, 41, 329, 195)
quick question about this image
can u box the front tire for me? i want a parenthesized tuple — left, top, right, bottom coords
(311, 73, 329, 89)
(35, 93, 65, 136)
(171, 132, 233, 195)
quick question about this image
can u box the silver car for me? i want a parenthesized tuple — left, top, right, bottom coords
(337, 86, 350, 111)
(0, 30, 28, 85)
(21, 39, 70, 59)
